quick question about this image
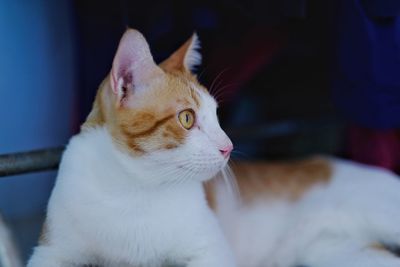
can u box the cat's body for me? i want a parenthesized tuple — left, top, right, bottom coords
(27, 29, 400, 267)
(29, 127, 233, 267)
(211, 158, 400, 267)
(0, 215, 22, 267)
(28, 30, 235, 267)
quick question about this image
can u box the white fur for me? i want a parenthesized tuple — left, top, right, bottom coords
(184, 33, 202, 71)
(0, 215, 22, 267)
(27, 106, 400, 267)
(27, 89, 400, 267)
(27, 85, 235, 266)
(214, 159, 400, 267)
(111, 29, 164, 98)
(26, 79, 400, 266)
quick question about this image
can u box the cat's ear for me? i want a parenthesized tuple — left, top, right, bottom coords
(110, 29, 163, 103)
(160, 33, 201, 73)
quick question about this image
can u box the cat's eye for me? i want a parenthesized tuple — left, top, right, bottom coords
(178, 109, 195, 129)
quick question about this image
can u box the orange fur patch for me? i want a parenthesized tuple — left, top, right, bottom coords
(370, 242, 400, 257)
(120, 114, 175, 139)
(190, 88, 201, 108)
(82, 30, 212, 157)
(204, 181, 217, 210)
(205, 158, 332, 208)
(159, 35, 195, 72)
(232, 158, 332, 203)
(82, 70, 206, 156)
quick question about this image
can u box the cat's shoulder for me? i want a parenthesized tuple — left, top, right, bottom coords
(63, 126, 111, 157)
(57, 126, 114, 176)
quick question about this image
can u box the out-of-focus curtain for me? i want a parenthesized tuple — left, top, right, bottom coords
(0, 0, 76, 261)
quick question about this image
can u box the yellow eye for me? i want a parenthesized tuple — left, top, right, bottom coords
(178, 109, 195, 129)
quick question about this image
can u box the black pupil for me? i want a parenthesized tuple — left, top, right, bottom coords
(185, 113, 189, 122)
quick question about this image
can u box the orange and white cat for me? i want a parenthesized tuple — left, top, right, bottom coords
(28, 29, 235, 267)
(27, 29, 400, 267)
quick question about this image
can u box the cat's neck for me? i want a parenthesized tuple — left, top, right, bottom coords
(57, 126, 207, 220)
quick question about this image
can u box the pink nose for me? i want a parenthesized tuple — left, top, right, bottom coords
(219, 144, 233, 158)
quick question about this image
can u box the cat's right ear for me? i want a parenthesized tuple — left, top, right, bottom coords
(110, 29, 163, 105)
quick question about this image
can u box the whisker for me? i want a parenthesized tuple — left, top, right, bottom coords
(213, 85, 238, 105)
(226, 164, 241, 200)
(178, 167, 197, 185)
(212, 83, 237, 100)
(211, 76, 227, 97)
(162, 168, 190, 187)
(214, 90, 236, 103)
(150, 158, 193, 167)
(169, 165, 198, 186)
(209, 67, 231, 95)
(231, 150, 251, 160)
(220, 164, 241, 204)
(143, 160, 196, 184)
(197, 65, 208, 81)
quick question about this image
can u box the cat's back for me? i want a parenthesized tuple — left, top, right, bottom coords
(212, 156, 400, 206)
(231, 157, 332, 202)
(210, 157, 400, 267)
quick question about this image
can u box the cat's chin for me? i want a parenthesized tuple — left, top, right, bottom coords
(197, 164, 228, 182)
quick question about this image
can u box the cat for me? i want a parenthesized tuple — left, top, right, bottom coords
(26, 28, 400, 267)
(27, 29, 235, 267)
(0, 214, 22, 267)
(209, 158, 400, 267)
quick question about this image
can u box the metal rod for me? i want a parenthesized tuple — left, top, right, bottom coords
(0, 118, 341, 178)
(0, 147, 64, 178)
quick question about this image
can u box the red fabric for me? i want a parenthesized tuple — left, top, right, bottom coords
(348, 126, 400, 172)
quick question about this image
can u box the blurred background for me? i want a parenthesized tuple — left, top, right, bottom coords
(0, 0, 399, 263)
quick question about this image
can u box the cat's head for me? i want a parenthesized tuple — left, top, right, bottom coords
(85, 29, 233, 184)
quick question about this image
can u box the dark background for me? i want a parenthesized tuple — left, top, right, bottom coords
(0, 0, 399, 263)
(75, 0, 340, 160)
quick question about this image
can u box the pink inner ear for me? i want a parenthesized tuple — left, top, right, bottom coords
(111, 68, 119, 94)
(111, 61, 133, 94)
(111, 44, 135, 94)
(110, 29, 162, 96)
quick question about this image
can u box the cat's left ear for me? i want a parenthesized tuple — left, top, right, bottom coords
(160, 33, 201, 73)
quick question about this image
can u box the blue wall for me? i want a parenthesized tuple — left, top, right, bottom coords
(0, 0, 76, 261)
